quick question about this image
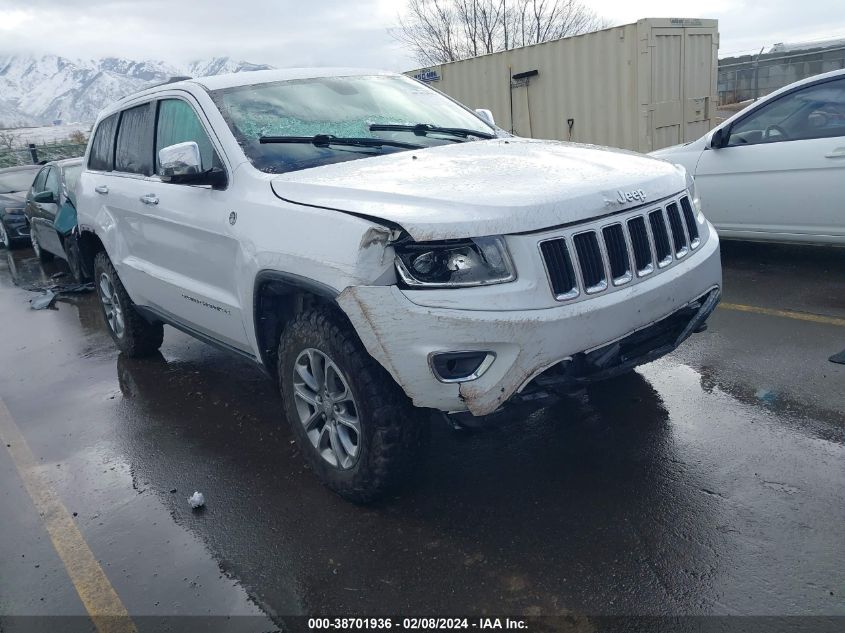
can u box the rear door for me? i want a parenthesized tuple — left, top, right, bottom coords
(695, 75, 845, 242)
(98, 103, 159, 306)
(123, 95, 248, 351)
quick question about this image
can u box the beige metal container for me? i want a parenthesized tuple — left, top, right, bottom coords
(405, 18, 719, 152)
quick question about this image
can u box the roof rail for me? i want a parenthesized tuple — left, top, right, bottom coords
(116, 76, 194, 103)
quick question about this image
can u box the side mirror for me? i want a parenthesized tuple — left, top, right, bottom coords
(33, 190, 55, 204)
(475, 108, 495, 126)
(709, 127, 726, 149)
(158, 141, 226, 188)
(159, 141, 202, 179)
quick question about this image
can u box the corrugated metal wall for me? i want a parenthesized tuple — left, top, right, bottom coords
(406, 18, 719, 152)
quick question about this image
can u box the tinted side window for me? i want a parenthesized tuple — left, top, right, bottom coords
(31, 167, 49, 193)
(155, 99, 221, 173)
(44, 167, 60, 197)
(89, 113, 119, 171)
(115, 104, 155, 175)
(728, 77, 845, 146)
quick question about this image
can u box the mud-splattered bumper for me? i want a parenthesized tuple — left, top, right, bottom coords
(338, 234, 721, 416)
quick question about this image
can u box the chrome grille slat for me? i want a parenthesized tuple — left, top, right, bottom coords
(666, 202, 689, 258)
(539, 193, 705, 303)
(679, 196, 701, 248)
(539, 238, 579, 300)
(572, 232, 607, 294)
(602, 224, 632, 285)
(648, 210, 673, 267)
(627, 216, 654, 276)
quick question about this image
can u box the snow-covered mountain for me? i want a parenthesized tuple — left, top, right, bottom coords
(0, 55, 272, 127)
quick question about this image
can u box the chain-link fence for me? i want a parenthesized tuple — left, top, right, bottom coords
(719, 45, 845, 105)
(0, 142, 87, 169)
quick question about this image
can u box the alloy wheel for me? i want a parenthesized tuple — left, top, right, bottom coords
(292, 348, 361, 469)
(97, 272, 125, 338)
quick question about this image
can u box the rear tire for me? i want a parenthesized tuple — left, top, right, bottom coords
(278, 306, 426, 503)
(93, 251, 163, 357)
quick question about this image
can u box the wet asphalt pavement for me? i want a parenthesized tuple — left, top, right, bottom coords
(0, 241, 843, 631)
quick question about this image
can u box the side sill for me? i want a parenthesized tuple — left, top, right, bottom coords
(134, 305, 269, 373)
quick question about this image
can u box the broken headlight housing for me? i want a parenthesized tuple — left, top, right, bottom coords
(394, 236, 516, 288)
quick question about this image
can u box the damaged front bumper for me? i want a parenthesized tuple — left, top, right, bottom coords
(338, 232, 721, 416)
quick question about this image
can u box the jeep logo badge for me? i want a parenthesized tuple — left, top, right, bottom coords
(617, 189, 647, 203)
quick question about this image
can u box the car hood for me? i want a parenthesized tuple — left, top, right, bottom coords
(0, 191, 26, 211)
(650, 135, 708, 160)
(270, 138, 685, 241)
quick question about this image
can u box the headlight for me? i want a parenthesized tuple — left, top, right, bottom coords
(3, 207, 25, 215)
(395, 236, 516, 288)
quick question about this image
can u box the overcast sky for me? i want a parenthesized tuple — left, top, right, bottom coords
(0, 0, 843, 69)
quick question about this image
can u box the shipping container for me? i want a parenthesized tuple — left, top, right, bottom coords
(405, 18, 719, 153)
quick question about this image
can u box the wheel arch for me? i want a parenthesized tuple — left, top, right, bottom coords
(252, 270, 342, 377)
(77, 226, 106, 282)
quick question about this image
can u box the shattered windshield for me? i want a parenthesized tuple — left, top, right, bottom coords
(210, 74, 495, 174)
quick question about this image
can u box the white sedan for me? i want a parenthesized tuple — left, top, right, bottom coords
(652, 69, 845, 245)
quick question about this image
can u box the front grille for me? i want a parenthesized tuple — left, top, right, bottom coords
(539, 193, 705, 302)
(572, 232, 607, 293)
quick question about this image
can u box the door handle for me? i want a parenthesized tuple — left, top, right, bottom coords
(140, 194, 159, 206)
(95, 185, 109, 194)
(825, 147, 845, 158)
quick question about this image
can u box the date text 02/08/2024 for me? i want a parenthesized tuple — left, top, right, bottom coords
(307, 618, 529, 630)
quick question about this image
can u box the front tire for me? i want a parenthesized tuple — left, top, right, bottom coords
(93, 252, 163, 357)
(0, 220, 11, 249)
(278, 307, 426, 503)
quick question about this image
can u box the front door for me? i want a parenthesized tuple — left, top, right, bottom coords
(30, 166, 65, 257)
(695, 75, 845, 241)
(122, 96, 248, 351)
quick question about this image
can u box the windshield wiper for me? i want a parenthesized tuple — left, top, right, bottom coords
(369, 123, 495, 140)
(259, 134, 423, 150)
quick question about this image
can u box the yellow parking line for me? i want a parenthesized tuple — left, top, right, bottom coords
(720, 302, 845, 328)
(0, 397, 137, 633)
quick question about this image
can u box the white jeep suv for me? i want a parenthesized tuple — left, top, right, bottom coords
(76, 68, 722, 501)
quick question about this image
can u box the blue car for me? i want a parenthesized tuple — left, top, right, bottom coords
(0, 164, 41, 249)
